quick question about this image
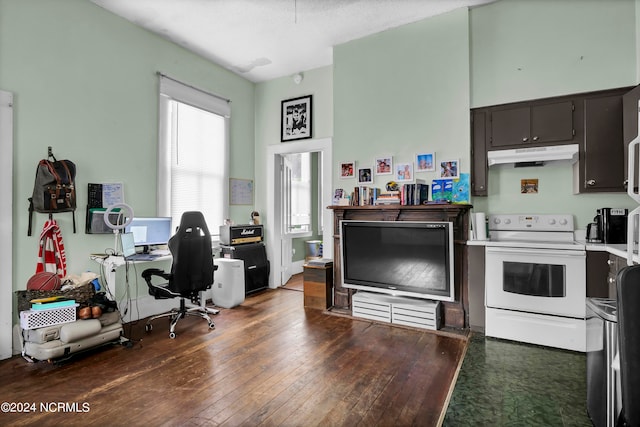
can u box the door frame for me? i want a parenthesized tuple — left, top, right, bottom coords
(1, 91, 14, 359)
(266, 137, 332, 288)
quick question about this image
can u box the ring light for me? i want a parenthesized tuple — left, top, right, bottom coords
(103, 203, 134, 230)
(103, 203, 134, 256)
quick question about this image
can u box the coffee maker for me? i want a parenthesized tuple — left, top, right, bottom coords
(587, 208, 628, 244)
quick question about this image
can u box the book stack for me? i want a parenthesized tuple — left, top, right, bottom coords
(401, 182, 429, 206)
(354, 186, 380, 206)
(374, 190, 401, 205)
(30, 296, 76, 311)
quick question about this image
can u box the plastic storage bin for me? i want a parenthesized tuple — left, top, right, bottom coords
(20, 304, 78, 330)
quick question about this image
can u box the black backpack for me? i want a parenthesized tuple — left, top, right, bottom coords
(28, 152, 77, 236)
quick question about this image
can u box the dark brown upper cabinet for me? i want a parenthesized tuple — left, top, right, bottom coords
(471, 110, 488, 196)
(623, 84, 640, 190)
(471, 86, 636, 196)
(579, 90, 626, 193)
(489, 100, 575, 148)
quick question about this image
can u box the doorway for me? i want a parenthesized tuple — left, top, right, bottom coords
(266, 138, 333, 289)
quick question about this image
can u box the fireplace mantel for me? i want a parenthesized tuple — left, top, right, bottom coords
(328, 203, 472, 329)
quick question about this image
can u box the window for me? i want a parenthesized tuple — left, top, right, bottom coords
(283, 152, 312, 236)
(157, 75, 230, 238)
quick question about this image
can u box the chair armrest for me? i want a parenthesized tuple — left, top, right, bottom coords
(141, 268, 176, 300)
(141, 268, 171, 282)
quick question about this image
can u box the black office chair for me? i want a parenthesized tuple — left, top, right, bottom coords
(615, 265, 640, 427)
(141, 211, 218, 339)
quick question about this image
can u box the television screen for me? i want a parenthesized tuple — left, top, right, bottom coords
(340, 220, 454, 301)
(125, 217, 173, 248)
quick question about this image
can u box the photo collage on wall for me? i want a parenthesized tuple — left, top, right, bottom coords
(335, 152, 469, 206)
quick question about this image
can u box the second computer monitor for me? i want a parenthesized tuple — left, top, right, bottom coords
(125, 217, 172, 250)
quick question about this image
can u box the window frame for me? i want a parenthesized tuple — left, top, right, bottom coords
(157, 75, 230, 239)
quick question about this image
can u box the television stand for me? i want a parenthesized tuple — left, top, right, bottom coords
(328, 203, 472, 328)
(352, 291, 441, 330)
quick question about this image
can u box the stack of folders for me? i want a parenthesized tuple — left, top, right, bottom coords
(30, 296, 76, 310)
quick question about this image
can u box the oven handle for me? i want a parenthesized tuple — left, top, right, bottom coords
(486, 247, 586, 257)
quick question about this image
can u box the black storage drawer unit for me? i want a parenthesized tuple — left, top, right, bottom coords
(221, 243, 269, 295)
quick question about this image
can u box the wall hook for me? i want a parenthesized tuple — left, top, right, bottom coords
(47, 146, 56, 161)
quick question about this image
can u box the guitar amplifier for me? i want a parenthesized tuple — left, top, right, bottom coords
(219, 224, 264, 245)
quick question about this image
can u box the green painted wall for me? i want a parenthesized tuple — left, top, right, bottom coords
(0, 0, 255, 295)
(469, 0, 639, 227)
(333, 8, 471, 192)
(254, 66, 333, 263)
(2, 0, 639, 302)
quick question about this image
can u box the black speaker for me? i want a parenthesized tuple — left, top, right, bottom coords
(221, 243, 270, 295)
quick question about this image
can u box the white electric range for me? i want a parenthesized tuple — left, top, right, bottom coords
(483, 214, 587, 352)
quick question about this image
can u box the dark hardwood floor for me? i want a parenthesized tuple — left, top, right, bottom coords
(281, 272, 304, 292)
(1, 278, 468, 427)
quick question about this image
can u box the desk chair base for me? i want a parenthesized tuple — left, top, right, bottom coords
(145, 298, 215, 339)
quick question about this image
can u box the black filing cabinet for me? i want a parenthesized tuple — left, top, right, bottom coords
(221, 243, 269, 295)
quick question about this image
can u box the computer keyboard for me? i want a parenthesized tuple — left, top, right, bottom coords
(126, 253, 161, 261)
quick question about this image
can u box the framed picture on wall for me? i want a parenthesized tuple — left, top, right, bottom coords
(440, 159, 459, 178)
(358, 166, 373, 184)
(375, 156, 393, 175)
(340, 161, 355, 179)
(416, 153, 435, 172)
(396, 162, 413, 182)
(281, 95, 313, 142)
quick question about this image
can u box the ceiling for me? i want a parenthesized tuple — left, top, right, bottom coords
(91, 0, 493, 83)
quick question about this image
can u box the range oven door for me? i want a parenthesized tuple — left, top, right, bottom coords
(485, 246, 586, 318)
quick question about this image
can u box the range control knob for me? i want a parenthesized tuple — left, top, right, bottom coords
(548, 219, 556, 225)
(493, 218, 501, 224)
(559, 218, 568, 226)
(504, 219, 511, 225)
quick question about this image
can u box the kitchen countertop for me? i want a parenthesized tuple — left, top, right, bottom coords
(467, 239, 640, 264)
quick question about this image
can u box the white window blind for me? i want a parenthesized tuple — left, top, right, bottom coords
(158, 74, 230, 236)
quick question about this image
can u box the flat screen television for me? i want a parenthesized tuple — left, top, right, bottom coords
(340, 220, 454, 302)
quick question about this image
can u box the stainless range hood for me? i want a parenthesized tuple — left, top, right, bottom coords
(487, 143, 579, 167)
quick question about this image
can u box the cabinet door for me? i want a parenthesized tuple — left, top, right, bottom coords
(623, 84, 640, 190)
(490, 101, 574, 148)
(490, 106, 529, 147)
(530, 101, 574, 143)
(582, 94, 624, 192)
(471, 110, 488, 196)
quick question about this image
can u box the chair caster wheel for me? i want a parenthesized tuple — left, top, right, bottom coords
(169, 332, 176, 339)
(145, 324, 153, 332)
(208, 322, 215, 329)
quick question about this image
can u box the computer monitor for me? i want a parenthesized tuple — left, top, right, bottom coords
(124, 217, 172, 252)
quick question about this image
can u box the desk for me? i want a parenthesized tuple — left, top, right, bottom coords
(90, 254, 172, 300)
(90, 254, 219, 322)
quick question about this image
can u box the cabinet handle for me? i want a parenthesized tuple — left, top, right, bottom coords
(532, 136, 539, 141)
(522, 137, 529, 142)
(586, 179, 596, 186)
(608, 259, 614, 265)
(608, 277, 616, 284)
